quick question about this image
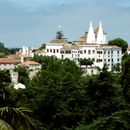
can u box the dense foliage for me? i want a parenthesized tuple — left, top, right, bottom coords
(0, 42, 20, 57)
(108, 38, 128, 53)
(1, 55, 130, 129)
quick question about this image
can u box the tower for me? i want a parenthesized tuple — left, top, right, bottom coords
(86, 21, 95, 43)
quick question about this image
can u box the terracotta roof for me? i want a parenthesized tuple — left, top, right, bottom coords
(0, 58, 20, 64)
(127, 46, 130, 50)
(23, 61, 40, 65)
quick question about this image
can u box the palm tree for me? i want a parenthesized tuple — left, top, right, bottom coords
(0, 107, 35, 130)
(0, 119, 13, 130)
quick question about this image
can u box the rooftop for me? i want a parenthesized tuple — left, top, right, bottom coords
(23, 61, 40, 65)
(0, 58, 20, 64)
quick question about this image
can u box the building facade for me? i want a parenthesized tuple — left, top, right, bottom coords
(39, 22, 122, 72)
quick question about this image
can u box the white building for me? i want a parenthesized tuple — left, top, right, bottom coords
(19, 46, 36, 57)
(35, 22, 122, 72)
(0, 58, 20, 84)
(0, 58, 20, 70)
(22, 61, 42, 78)
(45, 39, 68, 59)
(127, 46, 130, 54)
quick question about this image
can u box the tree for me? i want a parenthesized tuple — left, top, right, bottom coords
(15, 66, 30, 86)
(11, 56, 83, 129)
(83, 65, 124, 123)
(0, 70, 11, 107)
(8, 48, 20, 54)
(56, 31, 64, 39)
(39, 43, 46, 50)
(0, 107, 35, 130)
(112, 63, 121, 73)
(121, 56, 130, 102)
(79, 58, 93, 67)
(76, 110, 130, 130)
(108, 38, 128, 53)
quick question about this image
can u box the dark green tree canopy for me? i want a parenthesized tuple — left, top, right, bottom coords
(79, 58, 93, 66)
(56, 31, 64, 39)
(108, 38, 128, 53)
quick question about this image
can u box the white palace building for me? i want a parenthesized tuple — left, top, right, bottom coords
(35, 22, 122, 73)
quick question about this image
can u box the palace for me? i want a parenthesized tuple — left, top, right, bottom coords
(36, 22, 122, 73)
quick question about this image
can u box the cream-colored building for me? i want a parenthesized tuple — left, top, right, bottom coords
(22, 61, 41, 78)
(0, 58, 20, 84)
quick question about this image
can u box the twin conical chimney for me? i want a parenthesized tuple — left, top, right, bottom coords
(86, 21, 95, 43)
(86, 21, 106, 44)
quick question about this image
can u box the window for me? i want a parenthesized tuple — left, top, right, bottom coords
(104, 51, 106, 54)
(60, 50, 64, 53)
(88, 50, 91, 54)
(108, 51, 110, 54)
(96, 59, 102, 62)
(50, 49, 52, 52)
(111, 51, 113, 54)
(66, 50, 71, 54)
(53, 49, 55, 53)
(108, 59, 110, 62)
(91, 70, 94, 75)
(117, 58, 120, 62)
(117, 51, 119, 54)
(92, 58, 95, 62)
(57, 49, 59, 53)
(80, 50, 83, 54)
(62, 55, 64, 59)
(97, 51, 102, 54)
(47, 49, 49, 52)
(111, 59, 113, 62)
(84, 50, 86, 54)
(93, 50, 95, 54)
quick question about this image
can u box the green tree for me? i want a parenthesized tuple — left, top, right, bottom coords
(11, 56, 83, 129)
(15, 66, 30, 86)
(76, 110, 130, 130)
(112, 63, 121, 73)
(0, 107, 35, 130)
(121, 56, 130, 102)
(39, 43, 46, 50)
(83, 65, 124, 122)
(0, 70, 11, 107)
(108, 38, 128, 53)
(56, 31, 64, 39)
(79, 58, 93, 67)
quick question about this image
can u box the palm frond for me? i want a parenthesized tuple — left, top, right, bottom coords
(0, 119, 14, 130)
(0, 107, 35, 130)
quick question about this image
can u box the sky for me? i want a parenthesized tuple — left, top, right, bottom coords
(0, 0, 130, 48)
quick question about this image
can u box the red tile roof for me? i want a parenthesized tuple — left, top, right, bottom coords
(0, 58, 20, 64)
(23, 61, 40, 65)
